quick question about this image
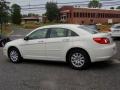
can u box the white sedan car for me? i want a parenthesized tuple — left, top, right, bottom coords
(3, 24, 116, 70)
(110, 24, 120, 37)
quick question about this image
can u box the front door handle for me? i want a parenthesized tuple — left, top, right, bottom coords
(62, 39, 69, 42)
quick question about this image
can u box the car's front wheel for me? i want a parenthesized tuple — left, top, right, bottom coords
(8, 48, 22, 63)
(68, 49, 91, 70)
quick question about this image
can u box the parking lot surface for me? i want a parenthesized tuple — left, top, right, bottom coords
(0, 28, 120, 90)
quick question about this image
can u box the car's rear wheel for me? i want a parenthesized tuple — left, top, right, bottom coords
(8, 48, 22, 63)
(68, 49, 91, 70)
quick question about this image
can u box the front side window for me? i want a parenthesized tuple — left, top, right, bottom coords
(28, 29, 48, 40)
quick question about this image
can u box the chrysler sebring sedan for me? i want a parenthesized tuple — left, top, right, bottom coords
(3, 24, 116, 69)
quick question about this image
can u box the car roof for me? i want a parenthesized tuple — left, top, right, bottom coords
(27, 24, 92, 36)
(40, 24, 80, 29)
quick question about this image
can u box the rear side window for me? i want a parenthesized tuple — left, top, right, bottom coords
(49, 28, 67, 38)
(49, 28, 78, 38)
(68, 30, 79, 36)
(79, 25, 99, 34)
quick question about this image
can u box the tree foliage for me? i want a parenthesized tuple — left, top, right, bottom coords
(11, 4, 21, 25)
(45, 2, 59, 22)
(116, 6, 120, 9)
(110, 7, 114, 9)
(88, 0, 102, 8)
(0, 0, 10, 24)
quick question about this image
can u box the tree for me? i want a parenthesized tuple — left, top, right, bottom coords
(110, 7, 114, 9)
(45, 2, 59, 22)
(88, 0, 102, 8)
(116, 6, 120, 9)
(11, 4, 21, 25)
(0, 0, 10, 33)
(0, 0, 9, 23)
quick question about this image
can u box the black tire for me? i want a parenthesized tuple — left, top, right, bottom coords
(68, 49, 91, 70)
(8, 48, 22, 63)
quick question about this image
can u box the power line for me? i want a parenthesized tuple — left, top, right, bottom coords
(21, 0, 120, 7)
(20, 0, 120, 11)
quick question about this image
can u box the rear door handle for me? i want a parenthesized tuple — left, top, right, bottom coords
(38, 41, 44, 43)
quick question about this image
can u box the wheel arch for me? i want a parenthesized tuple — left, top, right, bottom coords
(66, 47, 91, 63)
(7, 46, 22, 57)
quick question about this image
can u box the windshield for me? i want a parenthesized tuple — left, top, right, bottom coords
(79, 25, 99, 34)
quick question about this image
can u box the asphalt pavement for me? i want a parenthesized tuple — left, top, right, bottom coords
(0, 27, 120, 90)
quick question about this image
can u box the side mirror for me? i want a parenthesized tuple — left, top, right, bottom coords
(24, 36, 29, 41)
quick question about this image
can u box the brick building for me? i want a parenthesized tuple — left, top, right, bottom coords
(60, 6, 120, 24)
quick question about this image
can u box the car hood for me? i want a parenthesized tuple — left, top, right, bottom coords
(6, 39, 24, 46)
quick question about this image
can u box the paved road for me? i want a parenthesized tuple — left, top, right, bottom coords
(0, 27, 120, 90)
(9, 26, 32, 40)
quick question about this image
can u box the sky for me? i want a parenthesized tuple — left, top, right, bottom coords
(6, 0, 120, 15)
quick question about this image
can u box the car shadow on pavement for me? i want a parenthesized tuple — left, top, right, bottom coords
(23, 59, 68, 67)
(22, 59, 114, 70)
(89, 61, 115, 70)
(113, 37, 120, 41)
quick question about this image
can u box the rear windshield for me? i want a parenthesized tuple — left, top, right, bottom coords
(79, 25, 99, 34)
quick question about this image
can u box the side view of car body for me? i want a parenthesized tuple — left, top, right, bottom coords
(3, 24, 116, 69)
(0, 34, 10, 47)
(110, 23, 120, 37)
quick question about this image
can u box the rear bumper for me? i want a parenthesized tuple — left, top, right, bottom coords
(90, 43, 116, 62)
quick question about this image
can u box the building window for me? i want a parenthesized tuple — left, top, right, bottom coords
(98, 13, 100, 18)
(100, 13, 103, 18)
(79, 12, 82, 17)
(91, 13, 95, 18)
(83, 13, 85, 17)
(88, 13, 90, 18)
(101, 13, 104, 18)
(85, 13, 87, 17)
(69, 13, 71, 18)
(77, 12, 79, 17)
(67, 13, 69, 18)
(74, 12, 76, 17)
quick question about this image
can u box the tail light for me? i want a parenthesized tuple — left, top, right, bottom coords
(93, 37, 110, 44)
